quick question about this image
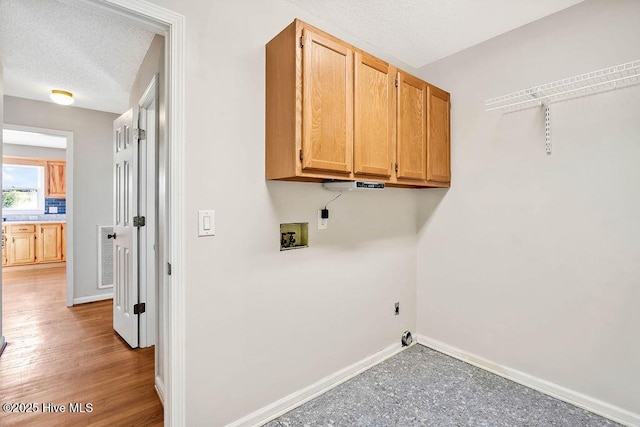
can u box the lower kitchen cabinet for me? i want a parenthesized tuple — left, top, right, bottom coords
(9, 232, 37, 265)
(2, 226, 7, 266)
(38, 223, 64, 263)
(4, 222, 66, 267)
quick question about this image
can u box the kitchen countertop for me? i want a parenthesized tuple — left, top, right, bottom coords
(3, 220, 66, 225)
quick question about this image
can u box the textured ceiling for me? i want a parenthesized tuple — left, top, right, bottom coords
(0, 0, 155, 114)
(287, 0, 584, 68)
(3, 129, 67, 150)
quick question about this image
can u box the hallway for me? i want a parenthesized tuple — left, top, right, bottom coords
(0, 265, 163, 426)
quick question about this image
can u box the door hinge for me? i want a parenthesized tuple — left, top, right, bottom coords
(133, 216, 146, 227)
(133, 128, 146, 141)
(395, 163, 399, 173)
(299, 149, 303, 161)
(300, 36, 304, 48)
(133, 302, 146, 315)
(167, 262, 172, 276)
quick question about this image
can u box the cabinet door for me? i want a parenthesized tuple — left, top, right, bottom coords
(427, 86, 451, 183)
(10, 233, 36, 265)
(2, 227, 6, 266)
(61, 224, 66, 261)
(354, 52, 394, 178)
(46, 161, 66, 198)
(39, 223, 63, 263)
(301, 28, 353, 174)
(396, 72, 427, 180)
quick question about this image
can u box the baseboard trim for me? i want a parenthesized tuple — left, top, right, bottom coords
(226, 342, 409, 427)
(0, 336, 6, 358)
(415, 334, 639, 427)
(72, 293, 113, 305)
(155, 376, 166, 407)
(3, 262, 66, 272)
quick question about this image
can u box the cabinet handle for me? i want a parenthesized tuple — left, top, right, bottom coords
(12, 237, 15, 243)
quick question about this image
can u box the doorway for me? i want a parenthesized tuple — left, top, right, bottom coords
(2, 124, 73, 303)
(0, 0, 185, 423)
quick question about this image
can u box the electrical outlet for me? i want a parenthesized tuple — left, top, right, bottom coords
(395, 302, 400, 315)
(317, 210, 328, 230)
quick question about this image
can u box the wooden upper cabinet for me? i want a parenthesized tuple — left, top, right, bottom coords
(301, 28, 353, 174)
(46, 161, 66, 198)
(427, 86, 451, 183)
(353, 52, 394, 178)
(396, 71, 427, 181)
(265, 19, 450, 188)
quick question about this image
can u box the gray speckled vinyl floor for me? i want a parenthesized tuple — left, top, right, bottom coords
(265, 344, 619, 427)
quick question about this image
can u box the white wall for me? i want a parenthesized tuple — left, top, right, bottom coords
(3, 143, 65, 160)
(129, 34, 164, 107)
(3, 96, 118, 300)
(416, 0, 640, 418)
(139, 0, 419, 424)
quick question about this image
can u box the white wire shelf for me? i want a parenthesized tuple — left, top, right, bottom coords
(484, 59, 640, 112)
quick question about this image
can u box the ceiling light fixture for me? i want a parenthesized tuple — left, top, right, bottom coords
(50, 89, 74, 106)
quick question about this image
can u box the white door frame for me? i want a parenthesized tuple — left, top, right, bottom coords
(67, 0, 186, 424)
(1, 123, 75, 307)
(137, 74, 158, 349)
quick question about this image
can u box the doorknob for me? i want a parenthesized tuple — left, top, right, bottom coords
(107, 233, 117, 239)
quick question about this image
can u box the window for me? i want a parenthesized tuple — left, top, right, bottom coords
(2, 164, 45, 214)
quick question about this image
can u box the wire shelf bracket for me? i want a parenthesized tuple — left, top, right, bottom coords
(484, 59, 640, 154)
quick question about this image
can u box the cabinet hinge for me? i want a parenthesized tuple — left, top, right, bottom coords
(167, 262, 172, 276)
(299, 149, 304, 161)
(395, 78, 399, 88)
(300, 36, 304, 48)
(133, 128, 146, 141)
(395, 163, 398, 173)
(133, 216, 146, 227)
(133, 302, 146, 315)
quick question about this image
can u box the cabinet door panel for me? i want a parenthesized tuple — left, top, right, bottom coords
(46, 161, 66, 198)
(10, 234, 36, 265)
(427, 86, 451, 183)
(39, 224, 63, 263)
(397, 72, 427, 180)
(301, 29, 353, 173)
(354, 53, 393, 177)
(2, 227, 6, 266)
(62, 224, 66, 261)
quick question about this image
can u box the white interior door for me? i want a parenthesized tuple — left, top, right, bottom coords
(113, 109, 139, 348)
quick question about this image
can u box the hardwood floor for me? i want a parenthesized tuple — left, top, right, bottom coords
(0, 265, 163, 426)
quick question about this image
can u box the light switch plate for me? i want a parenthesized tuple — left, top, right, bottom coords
(317, 210, 328, 230)
(198, 210, 215, 236)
